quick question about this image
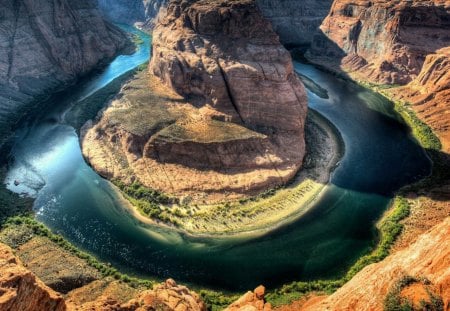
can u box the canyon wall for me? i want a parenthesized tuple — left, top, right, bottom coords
(302, 217, 450, 311)
(97, 0, 333, 45)
(256, 0, 333, 46)
(97, 0, 167, 29)
(307, 0, 450, 85)
(307, 0, 450, 151)
(0, 0, 131, 146)
(0, 243, 66, 311)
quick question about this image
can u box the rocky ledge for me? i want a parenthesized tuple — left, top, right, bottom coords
(83, 0, 307, 203)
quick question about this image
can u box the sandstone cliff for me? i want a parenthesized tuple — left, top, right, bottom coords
(301, 217, 450, 311)
(256, 0, 333, 46)
(308, 0, 450, 85)
(98, 0, 333, 46)
(392, 47, 450, 151)
(0, 0, 131, 146)
(0, 243, 66, 311)
(0, 242, 206, 311)
(83, 0, 307, 203)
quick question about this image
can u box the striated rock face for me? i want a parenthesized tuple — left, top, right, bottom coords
(391, 47, 450, 151)
(0, 243, 66, 311)
(308, 0, 450, 85)
(98, 0, 332, 46)
(84, 0, 307, 202)
(97, 0, 168, 29)
(302, 217, 450, 311)
(0, 0, 131, 146)
(256, 0, 333, 46)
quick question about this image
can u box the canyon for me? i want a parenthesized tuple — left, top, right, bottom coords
(305, 0, 450, 148)
(0, 0, 448, 310)
(97, 0, 334, 46)
(83, 0, 309, 203)
(0, 0, 132, 147)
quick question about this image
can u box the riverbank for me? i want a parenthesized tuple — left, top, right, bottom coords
(101, 108, 343, 238)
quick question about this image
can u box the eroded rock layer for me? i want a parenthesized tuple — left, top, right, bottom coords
(0, 0, 131, 145)
(0, 243, 66, 311)
(83, 0, 307, 202)
(308, 0, 450, 85)
(302, 217, 450, 311)
(256, 0, 333, 46)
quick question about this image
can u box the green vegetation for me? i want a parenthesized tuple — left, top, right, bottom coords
(132, 34, 145, 46)
(0, 168, 34, 225)
(113, 179, 183, 225)
(1, 216, 154, 289)
(199, 290, 240, 311)
(266, 196, 412, 307)
(358, 81, 441, 151)
(384, 276, 444, 311)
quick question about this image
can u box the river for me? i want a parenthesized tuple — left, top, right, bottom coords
(3, 26, 431, 291)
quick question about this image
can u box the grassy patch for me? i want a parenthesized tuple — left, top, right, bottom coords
(199, 290, 240, 311)
(1, 216, 154, 289)
(384, 276, 444, 311)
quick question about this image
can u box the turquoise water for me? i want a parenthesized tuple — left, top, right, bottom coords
(3, 28, 431, 291)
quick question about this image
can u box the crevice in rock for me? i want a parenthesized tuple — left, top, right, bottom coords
(217, 60, 245, 125)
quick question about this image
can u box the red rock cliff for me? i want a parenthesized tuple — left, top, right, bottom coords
(308, 0, 450, 85)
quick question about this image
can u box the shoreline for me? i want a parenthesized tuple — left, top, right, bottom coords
(113, 109, 344, 239)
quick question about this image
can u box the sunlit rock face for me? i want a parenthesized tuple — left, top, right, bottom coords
(83, 0, 308, 203)
(0, 0, 131, 146)
(307, 0, 450, 85)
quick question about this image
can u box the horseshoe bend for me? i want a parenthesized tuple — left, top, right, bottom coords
(81, 0, 341, 235)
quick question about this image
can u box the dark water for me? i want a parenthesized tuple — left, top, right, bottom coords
(3, 27, 431, 292)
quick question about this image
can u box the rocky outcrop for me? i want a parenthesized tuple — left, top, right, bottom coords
(0, 245, 205, 311)
(302, 217, 450, 311)
(0, 0, 131, 146)
(256, 0, 333, 46)
(308, 0, 450, 85)
(74, 278, 206, 311)
(83, 0, 307, 202)
(97, 0, 167, 29)
(391, 47, 450, 151)
(0, 243, 66, 311)
(225, 285, 272, 311)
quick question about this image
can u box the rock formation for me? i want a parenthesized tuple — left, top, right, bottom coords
(301, 217, 450, 311)
(256, 0, 334, 46)
(392, 47, 450, 151)
(225, 285, 272, 311)
(0, 0, 131, 146)
(308, 0, 450, 85)
(98, 0, 333, 46)
(0, 243, 66, 311)
(0, 242, 206, 311)
(97, 0, 168, 29)
(83, 0, 307, 202)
